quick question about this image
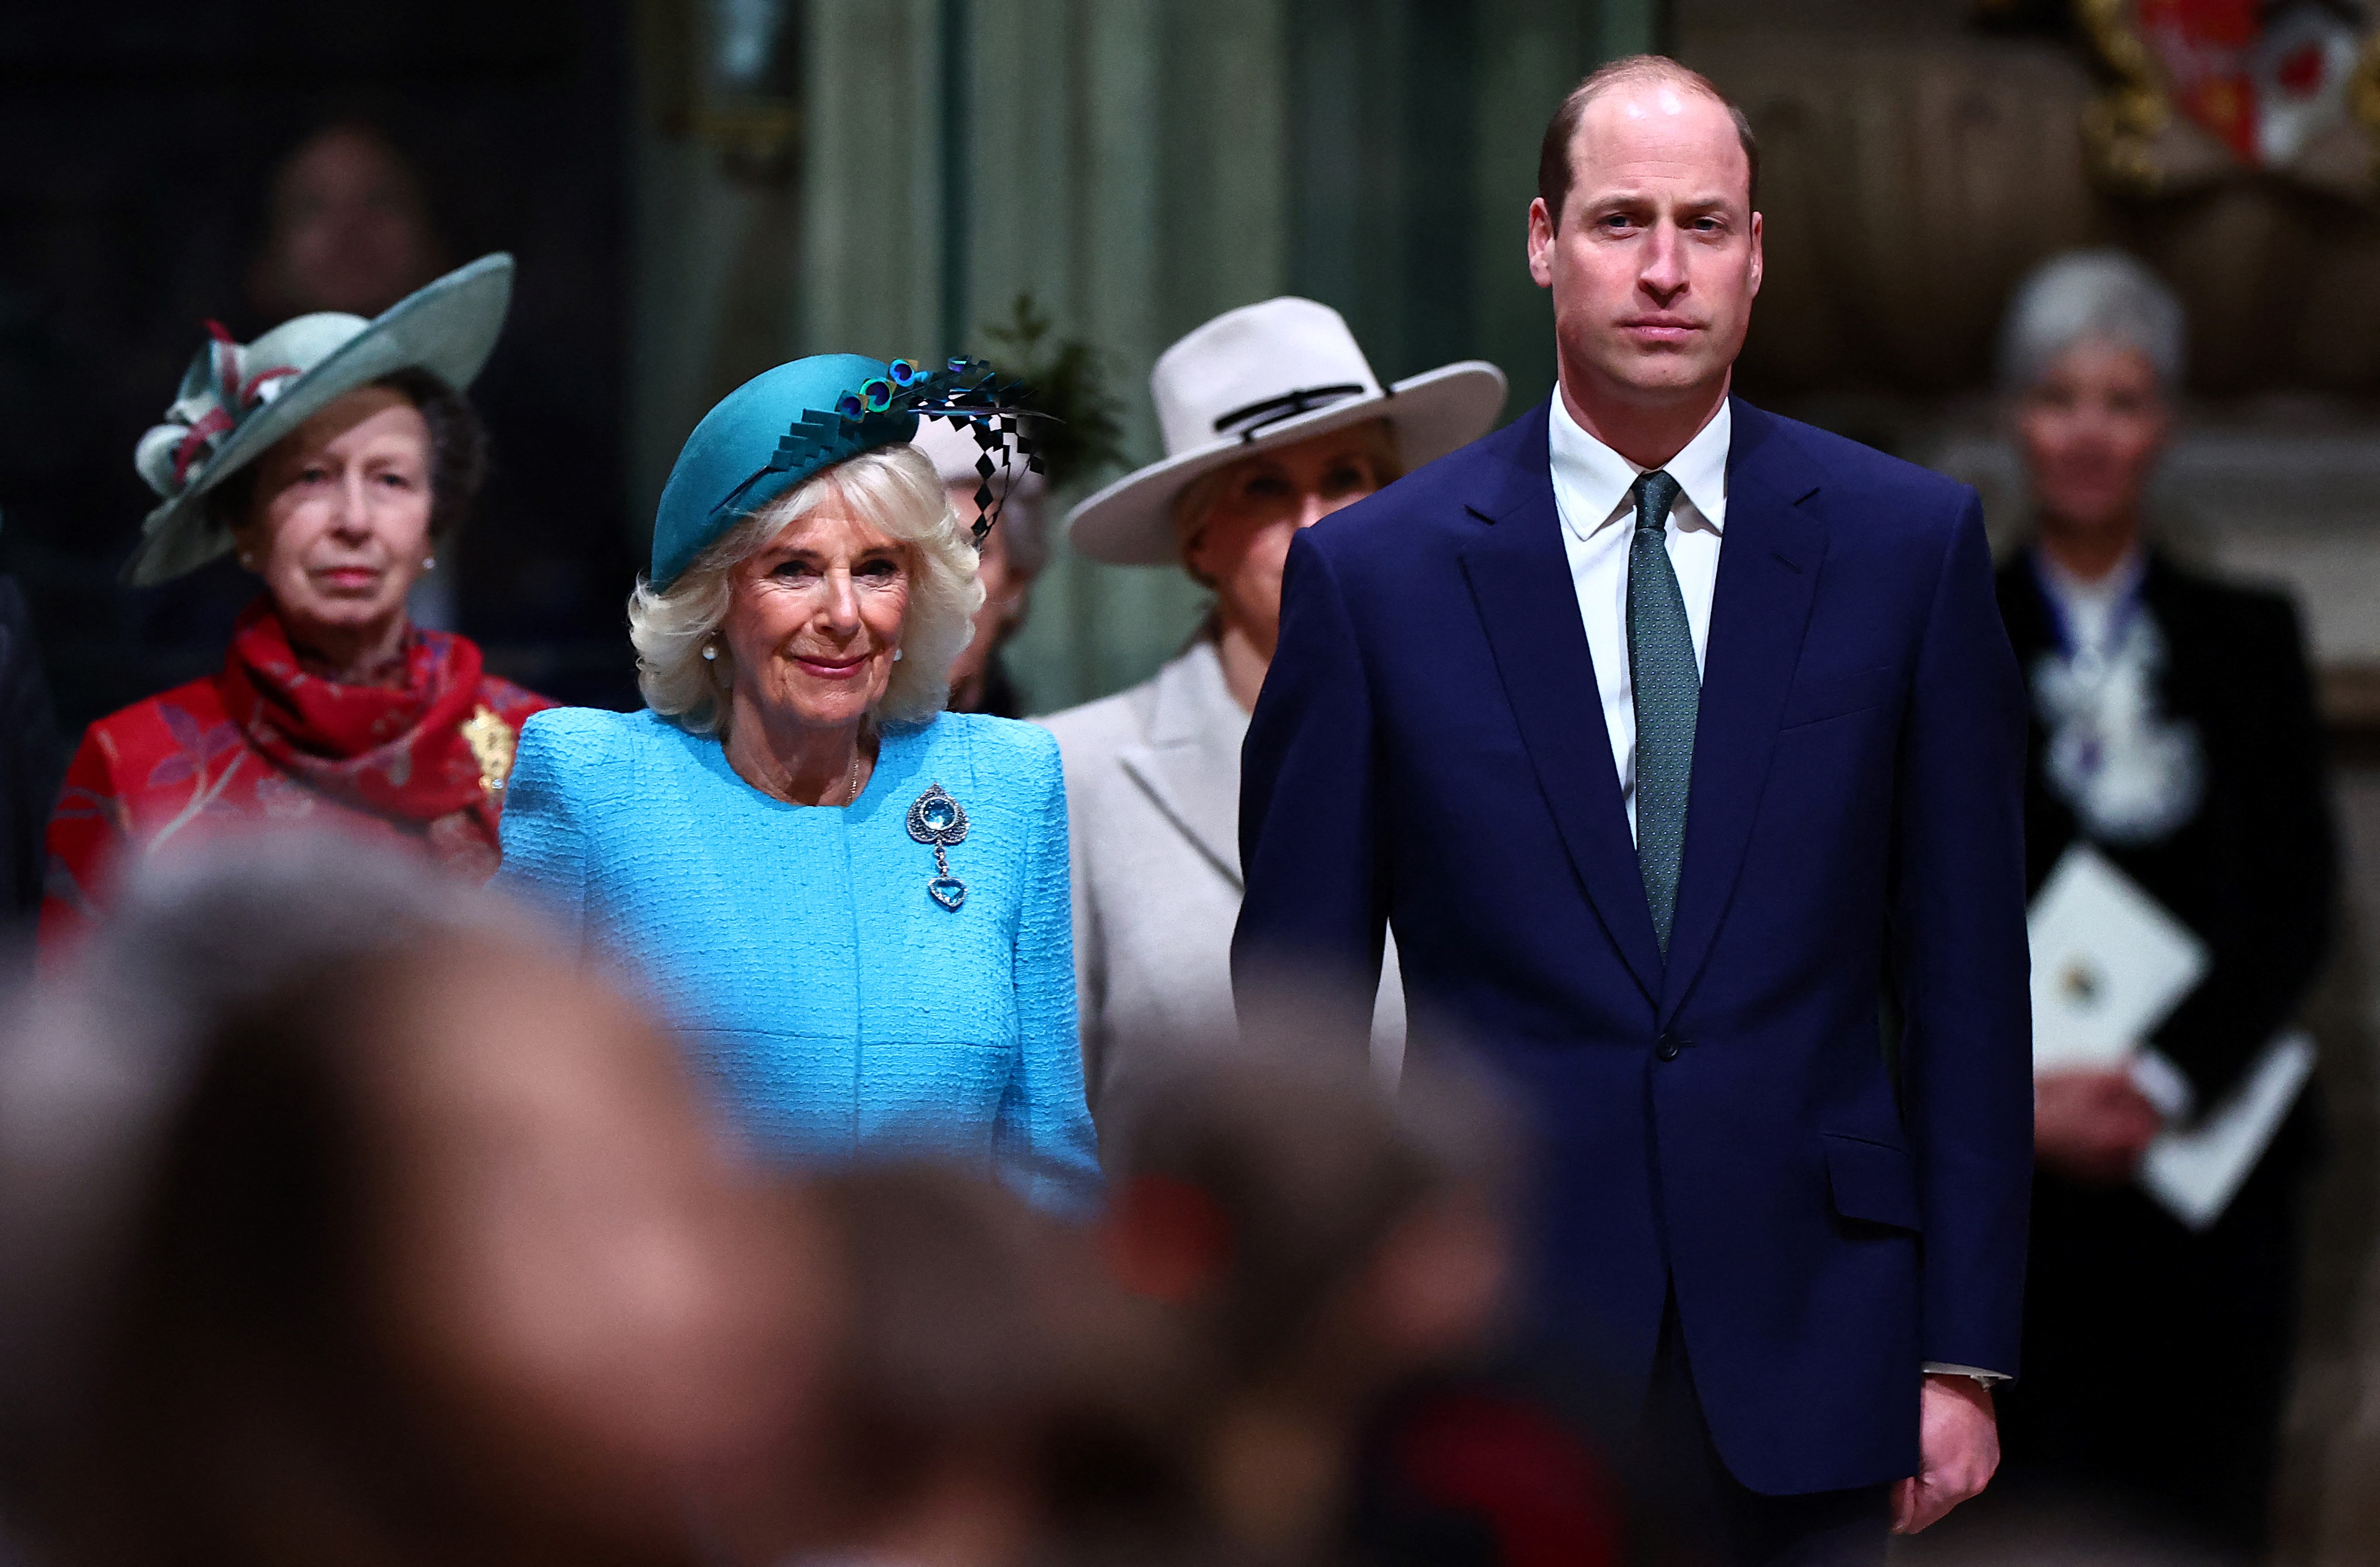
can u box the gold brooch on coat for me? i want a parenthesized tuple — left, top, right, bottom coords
(460, 706, 518, 799)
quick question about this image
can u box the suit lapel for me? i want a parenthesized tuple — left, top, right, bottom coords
(1657, 401, 1825, 1018)
(1118, 645, 1245, 889)
(1459, 402, 1665, 1006)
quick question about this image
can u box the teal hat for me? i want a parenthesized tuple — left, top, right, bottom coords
(650, 352, 1045, 589)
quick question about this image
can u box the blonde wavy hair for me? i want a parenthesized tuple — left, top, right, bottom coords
(629, 442, 986, 736)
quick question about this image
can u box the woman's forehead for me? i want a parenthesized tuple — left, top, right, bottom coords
(1227, 427, 1379, 478)
(271, 386, 429, 465)
(761, 503, 903, 557)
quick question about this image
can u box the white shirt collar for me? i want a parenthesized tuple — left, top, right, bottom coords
(2032, 542, 2144, 611)
(1548, 391, 1731, 540)
(2031, 543, 2146, 660)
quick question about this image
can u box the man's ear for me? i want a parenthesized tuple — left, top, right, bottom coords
(1747, 209, 1764, 299)
(1527, 197, 1556, 290)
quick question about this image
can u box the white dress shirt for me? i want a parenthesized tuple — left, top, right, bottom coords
(1547, 393, 1731, 844)
(1545, 392, 2005, 1386)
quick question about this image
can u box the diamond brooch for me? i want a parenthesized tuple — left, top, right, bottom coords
(906, 782, 971, 910)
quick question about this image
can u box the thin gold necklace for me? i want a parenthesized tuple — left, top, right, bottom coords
(843, 742, 864, 805)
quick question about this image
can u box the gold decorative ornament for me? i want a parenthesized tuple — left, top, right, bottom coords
(2076, 0, 2380, 200)
(460, 705, 519, 799)
(2079, 0, 2174, 192)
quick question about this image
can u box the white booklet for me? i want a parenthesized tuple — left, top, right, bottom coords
(2027, 844, 2208, 1073)
(2138, 1030, 2315, 1231)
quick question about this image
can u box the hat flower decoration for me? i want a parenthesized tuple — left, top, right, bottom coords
(133, 324, 309, 502)
(725, 355, 1047, 542)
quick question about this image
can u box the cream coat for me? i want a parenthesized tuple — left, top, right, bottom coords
(1037, 639, 1404, 1107)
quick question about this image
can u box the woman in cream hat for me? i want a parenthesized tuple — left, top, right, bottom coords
(41, 255, 553, 949)
(1040, 298, 1505, 1106)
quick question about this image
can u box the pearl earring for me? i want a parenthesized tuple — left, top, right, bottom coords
(702, 643, 718, 662)
(892, 647, 904, 662)
(422, 555, 436, 572)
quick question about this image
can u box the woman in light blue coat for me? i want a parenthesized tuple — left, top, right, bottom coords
(496, 355, 1099, 1211)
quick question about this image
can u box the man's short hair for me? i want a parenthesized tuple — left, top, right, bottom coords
(1536, 54, 1760, 230)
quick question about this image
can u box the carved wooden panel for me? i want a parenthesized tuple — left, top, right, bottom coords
(1689, 33, 2380, 395)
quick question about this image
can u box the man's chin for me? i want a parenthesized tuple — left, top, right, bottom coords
(1595, 357, 1727, 404)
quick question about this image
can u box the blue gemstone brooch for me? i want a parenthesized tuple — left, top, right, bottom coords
(907, 782, 971, 910)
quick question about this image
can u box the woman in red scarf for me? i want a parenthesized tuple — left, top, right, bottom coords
(41, 256, 552, 947)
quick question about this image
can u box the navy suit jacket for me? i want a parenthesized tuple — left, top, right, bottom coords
(1232, 396, 2033, 1496)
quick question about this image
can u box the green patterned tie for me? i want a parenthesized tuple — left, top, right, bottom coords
(1628, 469, 1698, 958)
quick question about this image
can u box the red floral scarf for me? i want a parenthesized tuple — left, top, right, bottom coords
(215, 599, 505, 842)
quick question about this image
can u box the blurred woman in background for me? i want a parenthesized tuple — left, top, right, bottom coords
(40, 255, 552, 949)
(496, 355, 1100, 1211)
(1041, 299, 1504, 1107)
(0, 839, 825, 1567)
(1980, 249, 2335, 1561)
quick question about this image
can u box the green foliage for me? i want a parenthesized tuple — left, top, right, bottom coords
(980, 293, 1128, 492)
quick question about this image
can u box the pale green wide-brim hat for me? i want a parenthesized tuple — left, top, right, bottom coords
(124, 252, 515, 587)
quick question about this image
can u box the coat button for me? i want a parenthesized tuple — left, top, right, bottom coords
(1655, 1033, 1683, 1062)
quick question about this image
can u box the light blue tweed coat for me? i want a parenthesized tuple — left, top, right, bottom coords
(494, 706, 1101, 1212)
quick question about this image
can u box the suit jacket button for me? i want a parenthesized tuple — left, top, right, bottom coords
(1655, 1033, 1682, 1062)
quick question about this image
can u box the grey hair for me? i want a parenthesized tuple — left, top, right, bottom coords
(1997, 249, 2185, 395)
(628, 442, 987, 737)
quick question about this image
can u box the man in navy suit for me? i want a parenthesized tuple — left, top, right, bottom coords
(1233, 55, 2033, 1564)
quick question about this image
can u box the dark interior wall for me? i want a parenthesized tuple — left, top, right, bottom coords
(1675, 0, 1981, 37)
(1286, 0, 1606, 415)
(0, 4, 635, 735)
(1678, 0, 2380, 421)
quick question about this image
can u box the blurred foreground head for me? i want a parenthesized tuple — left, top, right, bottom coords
(1092, 1037, 1521, 1565)
(783, 1163, 1136, 1567)
(1102, 1032, 1515, 1391)
(0, 838, 828, 1567)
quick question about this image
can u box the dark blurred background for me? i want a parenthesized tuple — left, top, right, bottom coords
(0, 1, 637, 733)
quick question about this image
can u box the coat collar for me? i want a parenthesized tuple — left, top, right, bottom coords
(1118, 639, 1248, 888)
(1459, 397, 1666, 1004)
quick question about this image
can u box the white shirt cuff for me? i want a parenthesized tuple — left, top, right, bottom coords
(1924, 1362, 2008, 1384)
(2128, 1048, 2197, 1124)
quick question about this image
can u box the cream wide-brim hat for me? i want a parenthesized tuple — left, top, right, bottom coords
(1066, 297, 1507, 566)
(125, 253, 514, 587)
